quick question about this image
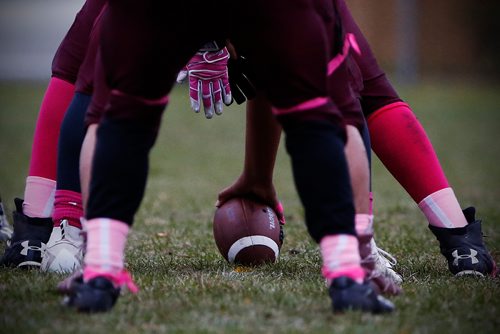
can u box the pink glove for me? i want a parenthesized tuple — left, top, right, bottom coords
(177, 48, 232, 119)
(274, 202, 286, 226)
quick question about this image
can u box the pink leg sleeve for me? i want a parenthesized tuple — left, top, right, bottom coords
(368, 102, 449, 203)
(28, 77, 75, 179)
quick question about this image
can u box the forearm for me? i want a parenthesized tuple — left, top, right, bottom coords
(242, 93, 282, 186)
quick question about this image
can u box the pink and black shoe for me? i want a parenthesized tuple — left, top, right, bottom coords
(329, 276, 395, 314)
(62, 268, 138, 313)
(429, 207, 497, 277)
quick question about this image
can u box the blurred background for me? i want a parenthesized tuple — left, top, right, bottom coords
(0, 0, 84, 80)
(348, 0, 500, 84)
(1, 0, 499, 83)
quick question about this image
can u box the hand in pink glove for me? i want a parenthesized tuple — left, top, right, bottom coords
(177, 48, 232, 119)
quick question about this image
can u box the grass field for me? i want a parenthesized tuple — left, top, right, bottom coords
(0, 82, 499, 333)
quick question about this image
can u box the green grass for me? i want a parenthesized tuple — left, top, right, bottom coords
(0, 81, 499, 333)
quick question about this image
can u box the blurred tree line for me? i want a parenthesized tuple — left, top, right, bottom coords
(348, 0, 500, 82)
(464, 1, 500, 77)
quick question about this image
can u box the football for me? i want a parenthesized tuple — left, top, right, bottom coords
(213, 197, 282, 265)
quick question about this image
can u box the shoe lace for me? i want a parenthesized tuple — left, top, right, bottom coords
(376, 247, 398, 268)
(60, 219, 67, 239)
(367, 239, 402, 283)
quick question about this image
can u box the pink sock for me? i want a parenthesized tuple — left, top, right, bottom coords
(28, 77, 75, 180)
(355, 214, 373, 236)
(53, 190, 83, 228)
(418, 188, 468, 228)
(368, 102, 449, 203)
(83, 218, 138, 293)
(84, 218, 129, 275)
(320, 234, 365, 284)
(23, 176, 56, 218)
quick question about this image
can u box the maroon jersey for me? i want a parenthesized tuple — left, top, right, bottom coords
(336, 0, 401, 115)
(98, 0, 345, 122)
(84, 0, 398, 129)
(51, 0, 106, 84)
(74, 5, 107, 95)
(86, 0, 353, 226)
(312, 0, 363, 130)
(84, 49, 109, 126)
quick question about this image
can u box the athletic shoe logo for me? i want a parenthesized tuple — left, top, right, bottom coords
(452, 249, 479, 266)
(20, 240, 46, 256)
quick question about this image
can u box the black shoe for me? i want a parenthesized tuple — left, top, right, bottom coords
(0, 198, 53, 268)
(64, 276, 121, 313)
(329, 276, 395, 314)
(429, 207, 497, 277)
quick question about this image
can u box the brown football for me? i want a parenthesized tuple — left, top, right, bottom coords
(213, 197, 282, 265)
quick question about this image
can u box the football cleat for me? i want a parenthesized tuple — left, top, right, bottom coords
(41, 219, 84, 273)
(358, 232, 402, 296)
(0, 198, 52, 268)
(429, 207, 497, 277)
(63, 276, 121, 313)
(0, 197, 13, 241)
(329, 276, 395, 314)
(63, 269, 138, 313)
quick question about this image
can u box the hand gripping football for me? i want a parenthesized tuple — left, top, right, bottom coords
(213, 197, 282, 265)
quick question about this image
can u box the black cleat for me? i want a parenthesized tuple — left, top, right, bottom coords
(62, 269, 137, 313)
(64, 276, 121, 313)
(429, 207, 497, 277)
(0, 198, 53, 268)
(329, 276, 395, 314)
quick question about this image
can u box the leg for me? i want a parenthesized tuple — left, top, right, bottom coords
(234, 0, 393, 313)
(368, 102, 497, 276)
(337, 0, 496, 277)
(0, 0, 106, 268)
(40, 93, 90, 273)
(64, 0, 207, 312)
(42, 5, 108, 274)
